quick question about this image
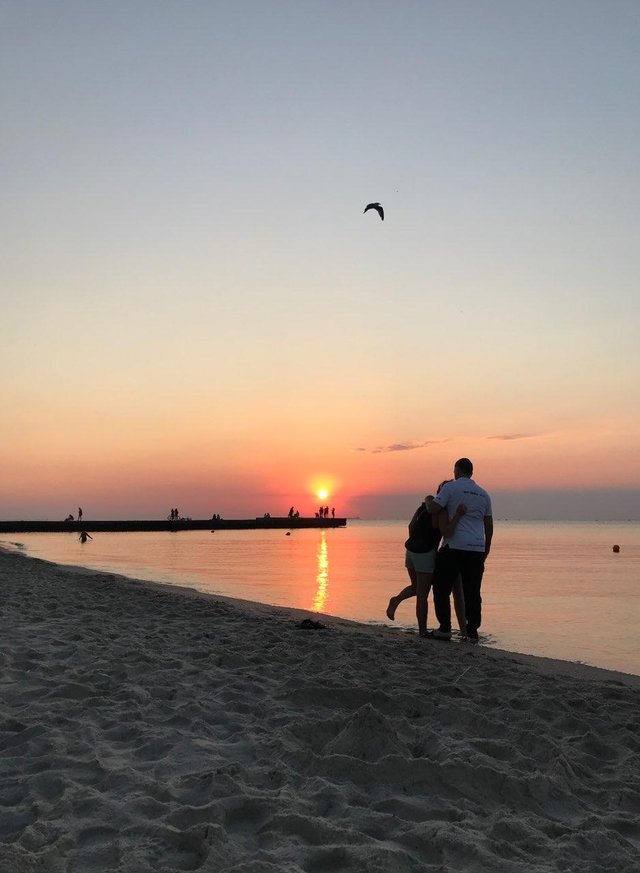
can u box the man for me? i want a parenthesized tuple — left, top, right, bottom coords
(428, 458, 493, 642)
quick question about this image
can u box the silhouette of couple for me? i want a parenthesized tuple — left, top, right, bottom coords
(387, 458, 493, 642)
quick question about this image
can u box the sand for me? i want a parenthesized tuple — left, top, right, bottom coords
(1, 548, 639, 872)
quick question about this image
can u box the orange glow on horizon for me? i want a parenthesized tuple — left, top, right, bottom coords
(308, 475, 339, 506)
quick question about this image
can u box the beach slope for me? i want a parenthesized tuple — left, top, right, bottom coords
(1, 548, 639, 872)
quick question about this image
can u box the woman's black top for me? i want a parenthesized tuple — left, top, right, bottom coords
(405, 503, 442, 554)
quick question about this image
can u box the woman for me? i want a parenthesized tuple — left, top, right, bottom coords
(386, 482, 467, 637)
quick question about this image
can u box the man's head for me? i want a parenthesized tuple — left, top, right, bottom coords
(454, 457, 473, 479)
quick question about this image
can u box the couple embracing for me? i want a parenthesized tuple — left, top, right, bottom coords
(387, 458, 493, 642)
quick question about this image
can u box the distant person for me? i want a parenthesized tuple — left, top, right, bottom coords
(331, 507, 335, 518)
(79, 531, 92, 543)
(78, 507, 83, 522)
(428, 458, 493, 642)
(386, 484, 467, 637)
(324, 506, 329, 518)
(288, 506, 294, 518)
(65, 514, 74, 521)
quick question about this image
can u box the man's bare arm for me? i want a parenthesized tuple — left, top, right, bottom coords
(439, 504, 466, 538)
(484, 516, 493, 559)
(426, 496, 443, 515)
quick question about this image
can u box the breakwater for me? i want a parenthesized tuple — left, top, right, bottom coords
(0, 518, 346, 534)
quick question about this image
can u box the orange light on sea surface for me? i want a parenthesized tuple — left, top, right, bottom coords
(312, 531, 329, 613)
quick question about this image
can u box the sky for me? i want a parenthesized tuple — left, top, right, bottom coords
(1, 1, 639, 520)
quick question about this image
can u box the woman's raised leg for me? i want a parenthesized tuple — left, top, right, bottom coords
(387, 567, 417, 620)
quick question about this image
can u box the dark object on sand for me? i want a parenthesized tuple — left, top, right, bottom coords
(364, 202, 384, 220)
(612, 544, 620, 553)
(298, 618, 326, 630)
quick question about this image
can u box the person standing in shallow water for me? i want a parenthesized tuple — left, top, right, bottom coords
(386, 485, 467, 637)
(428, 457, 493, 642)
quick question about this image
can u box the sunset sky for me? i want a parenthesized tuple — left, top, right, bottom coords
(2, 1, 640, 520)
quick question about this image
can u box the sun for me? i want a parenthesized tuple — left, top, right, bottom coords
(317, 488, 329, 501)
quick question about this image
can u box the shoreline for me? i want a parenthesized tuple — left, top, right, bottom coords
(6, 544, 640, 688)
(5, 538, 639, 683)
(2, 547, 639, 871)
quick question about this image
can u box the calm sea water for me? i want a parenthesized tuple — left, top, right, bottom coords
(4, 521, 640, 676)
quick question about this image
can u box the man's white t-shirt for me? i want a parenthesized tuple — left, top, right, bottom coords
(432, 477, 492, 552)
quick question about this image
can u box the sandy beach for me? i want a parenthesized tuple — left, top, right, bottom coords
(1, 548, 639, 872)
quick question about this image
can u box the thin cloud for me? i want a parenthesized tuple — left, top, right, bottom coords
(487, 433, 535, 441)
(355, 438, 451, 454)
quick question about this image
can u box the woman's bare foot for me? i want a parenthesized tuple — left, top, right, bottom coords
(386, 597, 399, 620)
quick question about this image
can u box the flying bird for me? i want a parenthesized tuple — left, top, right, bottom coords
(364, 202, 384, 221)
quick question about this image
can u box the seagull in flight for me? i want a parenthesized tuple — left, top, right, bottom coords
(364, 202, 384, 221)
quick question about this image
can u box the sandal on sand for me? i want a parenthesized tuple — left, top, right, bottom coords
(298, 618, 327, 630)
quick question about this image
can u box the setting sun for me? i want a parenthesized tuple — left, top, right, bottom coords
(317, 489, 329, 501)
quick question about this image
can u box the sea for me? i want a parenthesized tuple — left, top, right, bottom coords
(3, 520, 640, 677)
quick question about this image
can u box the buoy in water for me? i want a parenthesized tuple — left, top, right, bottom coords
(612, 544, 620, 553)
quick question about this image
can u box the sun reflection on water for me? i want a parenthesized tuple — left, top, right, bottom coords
(312, 531, 329, 612)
